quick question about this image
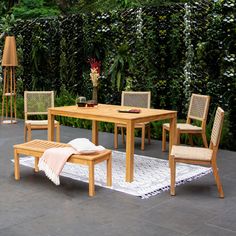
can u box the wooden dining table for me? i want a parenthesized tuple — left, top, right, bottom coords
(48, 104, 177, 182)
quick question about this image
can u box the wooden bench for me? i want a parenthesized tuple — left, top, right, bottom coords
(13, 139, 112, 196)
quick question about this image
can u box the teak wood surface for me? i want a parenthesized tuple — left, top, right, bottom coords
(14, 139, 112, 197)
(48, 104, 177, 182)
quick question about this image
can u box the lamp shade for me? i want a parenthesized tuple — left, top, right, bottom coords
(1, 36, 18, 66)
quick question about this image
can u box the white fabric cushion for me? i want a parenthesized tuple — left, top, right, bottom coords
(25, 120, 58, 125)
(68, 138, 105, 154)
(163, 123, 202, 131)
(171, 145, 213, 161)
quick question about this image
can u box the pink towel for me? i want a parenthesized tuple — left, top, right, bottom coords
(38, 138, 105, 185)
(38, 147, 76, 185)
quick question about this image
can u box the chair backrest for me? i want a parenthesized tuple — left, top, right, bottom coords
(121, 91, 151, 108)
(210, 107, 224, 151)
(187, 94, 210, 127)
(24, 91, 54, 120)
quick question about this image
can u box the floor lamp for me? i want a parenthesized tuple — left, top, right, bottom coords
(1, 36, 18, 124)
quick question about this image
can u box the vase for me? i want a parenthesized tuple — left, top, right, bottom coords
(92, 86, 98, 104)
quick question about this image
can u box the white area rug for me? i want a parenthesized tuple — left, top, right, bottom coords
(17, 151, 212, 199)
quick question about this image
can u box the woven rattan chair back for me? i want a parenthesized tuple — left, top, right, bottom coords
(162, 93, 210, 151)
(24, 91, 54, 119)
(24, 91, 59, 142)
(114, 91, 151, 150)
(210, 107, 224, 150)
(187, 94, 210, 123)
(121, 91, 151, 108)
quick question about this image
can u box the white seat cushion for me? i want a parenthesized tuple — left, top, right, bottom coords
(25, 120, 58, 126)
(171, 145, 213, 161)
(68, 138, 105, 154)
(163, 123, 202, 131)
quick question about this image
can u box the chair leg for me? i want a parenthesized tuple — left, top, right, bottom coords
(212, 162, 224, 198)
(121, 127, 125, 145)
(107, 154, 112, 187)
(147, 125, 151, 144)
(177, 129, 181, 145)
(24, 124, 27, 142)
(27, 125, 32, 142)
(114, 124, 118, 149)
(189, 134, 194, 146)
(170, 157, 176, 196)
(162, 126, 167, 152)
(89, 162, 95, 197)
(56, 123, 60, 142)
(202, 133, 208, 148)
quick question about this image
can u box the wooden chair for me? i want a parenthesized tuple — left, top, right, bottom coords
(170, 107, 225, 198)
(114, 91, 151, 151)
(162, 94, 210, 151)
(24, 91, 60, 142)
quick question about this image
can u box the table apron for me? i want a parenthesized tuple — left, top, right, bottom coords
(49, 111, 176, 124)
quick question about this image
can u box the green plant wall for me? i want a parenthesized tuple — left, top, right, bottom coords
(3, 0, 235, 150)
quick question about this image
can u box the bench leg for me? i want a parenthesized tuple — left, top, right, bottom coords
(14, 149, 20, 180)
(107, 155, 112, 187)
(34, 157, 39, 172)
(89, 162, 95, 197)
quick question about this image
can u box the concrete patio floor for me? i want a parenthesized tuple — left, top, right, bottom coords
(0, 120, 236, 236)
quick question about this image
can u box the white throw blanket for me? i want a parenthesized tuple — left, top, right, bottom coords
(38, 138, 105, 185)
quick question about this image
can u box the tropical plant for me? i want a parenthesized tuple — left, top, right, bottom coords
(12, 0, 60, 19)
(109, 44, 134, 91)
(0, 1, 7, 16)
(0, 14, 16, 35)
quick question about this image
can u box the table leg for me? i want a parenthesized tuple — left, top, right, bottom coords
(126, 121, 135, 182)
(92, 120, 98, 145)
(48, 111, 55, 141)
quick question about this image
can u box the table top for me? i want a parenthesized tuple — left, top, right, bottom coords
(48, 104, 177, 124)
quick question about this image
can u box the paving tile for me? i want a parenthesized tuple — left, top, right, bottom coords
(140, 197, 218, 235)
(0, 206, 185, 236)
(93, 216, 185, 236)
(187, 224, 236, 236)
(207, 206, 236, 232)
(0, 120, 236, 236)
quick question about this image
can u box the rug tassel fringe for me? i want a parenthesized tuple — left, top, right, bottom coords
(140, 168, 213, 199)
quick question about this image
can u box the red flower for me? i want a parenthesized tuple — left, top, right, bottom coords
(88, 58, 101, 75)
